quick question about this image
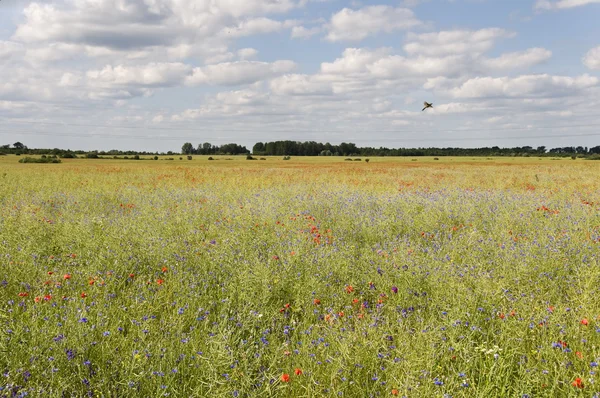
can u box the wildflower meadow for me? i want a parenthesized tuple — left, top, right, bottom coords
(2, 155, 600, 397)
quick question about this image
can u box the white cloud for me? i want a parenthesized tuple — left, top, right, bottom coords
(583, 46, 600, 69)
(446, 74, 599, 98)
(404, 28, 515, 57)
(270, 74, 334, 96)
(225, 18, 297, 38)
(535, 0, 600, 10)
(325, 6, 422, 42)
(86, 63, 192, 87)
(482, 48, 552, 70)
(290, 26, 322, 39)
(186, 60, 296, 86)
(237, 48, 259, 60)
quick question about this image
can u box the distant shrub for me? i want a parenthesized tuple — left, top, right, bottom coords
(571, 155, 577, 160)
(344, 158, 352, 161)
(353, 158, 361, 161)
(113, 156, 119, 159)
(434, 157, 439, 160)
(187, 155, 192, 160)
(283, 156, 291, 160)
(15, 153, 21, 156)
(260, 158, 266, 160)
(246, 155, 255, 160)
(154, 156, 159, 160)
(411, 159, 417, 161)
(365, 159, 370, 163)
(86, 153, 99, 159)
(124, 156, 129, 159)
(134, 155, 140, 160)
(18, 157, 61, 164)
(208, 157, 214, 160)
(180, 157, 183, 160)
(166, 158, 174, 160)
(41, 155, 47, 159)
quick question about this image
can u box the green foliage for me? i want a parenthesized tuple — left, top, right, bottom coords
(18, 156, 61, 163)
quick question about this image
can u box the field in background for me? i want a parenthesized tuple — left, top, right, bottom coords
(2, 155, 600, 397)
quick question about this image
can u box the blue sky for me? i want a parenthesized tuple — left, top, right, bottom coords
(1, 0, 599, 152)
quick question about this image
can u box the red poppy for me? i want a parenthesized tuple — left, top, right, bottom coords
(581, 318, 589, 326)
(129, 273, 135, 278)
(294, 368, 302, 376)
(391, 390, 399, 396)
(313, 299, 321, 305)
(157, 279, 164, 285)
(63, 274, 71, 280)
(18, 292, 28, 297)
(572, 377, 584, 388)
(80, 292, 87, 298)
(161, 267, 168, 273)
(345, 285, 354, 294)
(281, 373, 290, 383)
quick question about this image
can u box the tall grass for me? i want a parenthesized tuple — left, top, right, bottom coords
(1, 156, 600, 397)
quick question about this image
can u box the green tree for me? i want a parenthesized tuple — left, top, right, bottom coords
(181, 142, 194, 155)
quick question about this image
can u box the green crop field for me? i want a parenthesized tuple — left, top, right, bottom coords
(2, 155, 600, 397)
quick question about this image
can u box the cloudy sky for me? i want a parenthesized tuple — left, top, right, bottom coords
(1, 0, 599, 152)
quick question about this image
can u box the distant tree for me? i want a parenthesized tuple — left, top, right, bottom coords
(199, 142, 212, 155)
(252, 142, 265, 155)
(13, 142, 25, 150)
(181, 142, 194, 155)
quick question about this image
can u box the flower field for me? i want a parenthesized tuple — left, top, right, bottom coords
(1, 156, 600, 397)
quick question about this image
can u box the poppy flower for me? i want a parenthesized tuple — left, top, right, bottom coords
(157, 279, 164, 285)
(161, 267, 168, 273)
(572, 377, 584, 388)
(281, 373, 290, 383)
(294, 368, 302, 375)
(80, 292, 87, 298)
(581, 318, 589, 326)
(63, 274, 71, 280)
(313, 299, 321, 305)
(391, 390, 399, 396)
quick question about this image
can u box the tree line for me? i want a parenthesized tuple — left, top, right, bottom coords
(3, 141, 600, 158)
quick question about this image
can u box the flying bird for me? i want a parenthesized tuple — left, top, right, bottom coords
(422, 102, 433, 111)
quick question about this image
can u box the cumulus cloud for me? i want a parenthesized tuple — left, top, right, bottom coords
(481, 48, 552, 70)
(404, 28, 515, 57)
(325, 5, 422, 42)
(186, 60, 296, 86)
(583, 46, 600, 69)
(86, 63, 192, 87)
(237, 48, 258, 60)
(290, 26, 322, 39)
(535, 0, 600, 10)
(446, 74, 599, 98)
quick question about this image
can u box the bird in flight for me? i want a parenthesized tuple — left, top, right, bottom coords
(422, 101, 433, 111)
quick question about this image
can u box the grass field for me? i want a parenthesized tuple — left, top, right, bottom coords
(2, 155, 600, 397)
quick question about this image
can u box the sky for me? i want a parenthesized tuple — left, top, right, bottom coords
(1, 0, 600, 152)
